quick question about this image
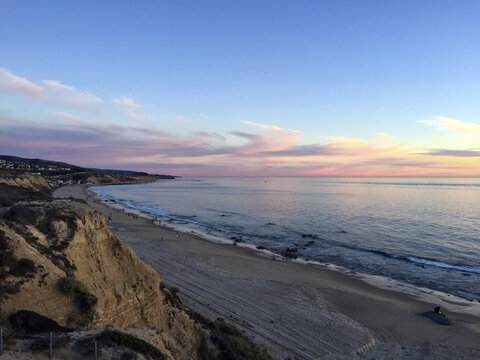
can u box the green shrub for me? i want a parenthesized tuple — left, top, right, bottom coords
(213, 321, 272, 360)
(103, 330, 166, 359)
(3, 204, 38, 224)
(58, 277, 97, 312)
(76, 292, 98, 312)
(58, 277, 89, 295)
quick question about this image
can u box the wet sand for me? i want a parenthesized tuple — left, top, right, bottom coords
(54, 184, 480, 360)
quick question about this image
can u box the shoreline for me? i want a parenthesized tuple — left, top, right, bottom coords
(89, 183, 480, 315)
(54, 183, 480, 359)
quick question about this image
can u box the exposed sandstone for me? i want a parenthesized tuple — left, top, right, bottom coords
(0, 175, 51, 192)
(0, 199, 211, 360)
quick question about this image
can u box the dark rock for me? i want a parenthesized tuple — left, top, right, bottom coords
(281, 247, 298, 259)
(10, 258, 36, 277)
(422, 311, 451, 325)
(9, 310, 71, 333)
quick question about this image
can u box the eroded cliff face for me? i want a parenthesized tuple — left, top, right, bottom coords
(0, 199, 211, 360)
(0, 174, 51, 192)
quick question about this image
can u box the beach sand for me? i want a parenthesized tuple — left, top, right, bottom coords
(54, 185, 480, 360)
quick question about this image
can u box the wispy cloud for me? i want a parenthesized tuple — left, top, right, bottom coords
(112, 95, 146, 120)
(421, 116, 480, 136)
(113, 96, 140, 108)
(235, 121, 303, 153)
(2, 68, 480, 177)
(0, 69, 103, 116)
(419, 149, 480, 157)
(42, 80, 75, 91)
(3, 113, 480, 177)
(55, 111, 87, 122)
(43, 79, 103, 114)
(0, 68, 44, 98)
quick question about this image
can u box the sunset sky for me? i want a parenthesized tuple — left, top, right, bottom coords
(1, 1, 479, 177)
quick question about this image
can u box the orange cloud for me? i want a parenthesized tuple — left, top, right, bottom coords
(2, 69, 480, 177)
(2, 115, 480, 177)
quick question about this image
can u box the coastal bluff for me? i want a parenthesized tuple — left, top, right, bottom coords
(0, 196, 210, 358)
(0, 173, 269, 359)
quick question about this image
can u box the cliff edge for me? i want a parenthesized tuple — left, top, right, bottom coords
(0, 173, 271, 359)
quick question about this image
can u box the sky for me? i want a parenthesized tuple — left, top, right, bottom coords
(1, 0, 479, 177)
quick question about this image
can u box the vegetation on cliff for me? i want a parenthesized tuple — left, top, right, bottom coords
(0, 165, 271, 359)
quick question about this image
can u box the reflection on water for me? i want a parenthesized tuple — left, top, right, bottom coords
(93, 178, 480, 300)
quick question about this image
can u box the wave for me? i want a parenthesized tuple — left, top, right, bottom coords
(205, 208, 243, 216)
(310, 180, 480, 188)
(91, 187, 480, 276)
(102, 195, 237, 234)
(369, 250, 480, 274)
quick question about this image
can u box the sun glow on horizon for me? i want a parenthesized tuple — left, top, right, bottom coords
(1, 2, 479, 177)
(1, 66, 479, 178)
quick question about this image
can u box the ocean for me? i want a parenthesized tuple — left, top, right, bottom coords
(91, 177, 480, 300)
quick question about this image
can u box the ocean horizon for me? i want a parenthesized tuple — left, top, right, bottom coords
(92, 177, 480, 301)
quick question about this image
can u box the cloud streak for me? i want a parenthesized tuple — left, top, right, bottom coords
(421, 116, 480, 136)
(113, 96, 145, 120)
(0, 68, 103, 116)
(0, 68, 44, 98)
(420, 149, 480, 157)
(2, 69, 480, 177)
(2, 112, 480, 177)
(43, 79, 103, 115)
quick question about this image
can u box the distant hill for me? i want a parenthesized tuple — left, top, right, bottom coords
(0, 155, 85, 171)
(0, 155, 172, 178)
(95, 169, 150, 176)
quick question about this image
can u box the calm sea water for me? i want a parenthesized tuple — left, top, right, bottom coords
(92, 178, 480, 300)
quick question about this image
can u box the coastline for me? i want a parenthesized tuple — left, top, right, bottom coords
(88, 182, 480, 316)
(54, 183, 480, 359)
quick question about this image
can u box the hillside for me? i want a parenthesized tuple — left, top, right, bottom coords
(0, 155, 175, 185)
(0, 171, 270, 359)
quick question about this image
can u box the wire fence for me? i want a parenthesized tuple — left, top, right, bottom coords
(0, 328, 140, 359)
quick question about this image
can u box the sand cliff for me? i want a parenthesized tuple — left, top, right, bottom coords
(0, 175, 271, 360)
(0, 199, 213, 359)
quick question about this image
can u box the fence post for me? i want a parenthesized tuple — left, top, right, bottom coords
(49, 332, 52, 359)
(94, 340, 97, 360)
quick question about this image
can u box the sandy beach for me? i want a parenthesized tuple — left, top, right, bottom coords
(54, 184, 480, 360)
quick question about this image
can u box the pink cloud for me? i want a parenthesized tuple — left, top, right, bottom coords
(0, 69, 103, 116)
(2, 114, 480, 177)
(0, 68, 44, 99)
